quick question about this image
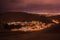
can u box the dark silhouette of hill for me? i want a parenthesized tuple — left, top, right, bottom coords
(49, 15, 60, 22)
(0, 12, 51, 23)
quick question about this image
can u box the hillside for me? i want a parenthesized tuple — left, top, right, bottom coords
(0, 12, 51, 23)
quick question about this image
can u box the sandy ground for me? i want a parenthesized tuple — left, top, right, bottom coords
(0, 31, 60, 40)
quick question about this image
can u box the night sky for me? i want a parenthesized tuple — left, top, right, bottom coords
(0, 0, 60, 13)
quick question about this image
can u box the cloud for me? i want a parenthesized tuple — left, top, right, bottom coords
(1, 0, 60, 12)
(1, 0, 60, 6)
(23, 0, 60, 5)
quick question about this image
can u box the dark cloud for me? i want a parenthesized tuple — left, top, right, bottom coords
(1, 0, 60, 13)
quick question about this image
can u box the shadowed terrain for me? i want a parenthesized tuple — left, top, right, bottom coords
(0, 12, 51, 23)
(0, 12, 60, 40)
(0, 31, 60, 40)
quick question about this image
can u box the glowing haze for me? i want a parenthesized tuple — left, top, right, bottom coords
(1, 0, 60, 14)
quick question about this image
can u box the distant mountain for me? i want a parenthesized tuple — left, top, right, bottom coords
(0, 12, 60, 23)
(49, 15, 60, 20)
(0, 12, 51, 23)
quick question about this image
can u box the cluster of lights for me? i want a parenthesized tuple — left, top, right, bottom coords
(52, 19, 59, 24)
(7, 21, 55, 32)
